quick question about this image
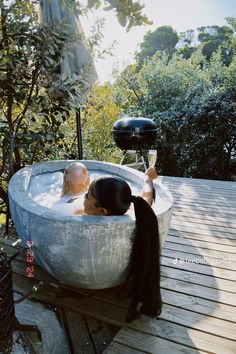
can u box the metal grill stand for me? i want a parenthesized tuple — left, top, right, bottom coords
(120, 150, 147, 171)
(0, 248, 41, 353)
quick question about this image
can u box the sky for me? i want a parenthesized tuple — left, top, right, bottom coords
(80, 0, 236, 83)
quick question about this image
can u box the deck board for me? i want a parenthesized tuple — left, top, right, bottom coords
(107, 328, 204, 354)
(1, 175, 236, 353)
(106, 176, 236, 353)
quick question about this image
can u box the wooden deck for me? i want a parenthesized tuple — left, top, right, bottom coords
(1, 176, 236, 353)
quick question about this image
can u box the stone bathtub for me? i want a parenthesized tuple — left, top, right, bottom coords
(9, 160, 173, 289)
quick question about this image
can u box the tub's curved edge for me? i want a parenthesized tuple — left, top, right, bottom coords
(9, 160, 173, 221)
(8, 160, 145, 223)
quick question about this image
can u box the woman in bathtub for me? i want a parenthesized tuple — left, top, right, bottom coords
(81, 171, 162, 322)
(55, 161, 157, 215)
(55, 162, 161, 322)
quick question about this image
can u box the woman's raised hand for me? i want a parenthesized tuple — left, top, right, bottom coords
(145, 166, 158, 181)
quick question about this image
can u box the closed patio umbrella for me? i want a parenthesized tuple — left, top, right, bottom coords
(40, 0, 98, 158)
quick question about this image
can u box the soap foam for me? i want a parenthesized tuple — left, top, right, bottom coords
(28, 170, 169, 216)
(28, 170, 139, 216)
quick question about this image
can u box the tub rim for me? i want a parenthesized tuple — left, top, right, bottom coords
(8, 159, 173, 224)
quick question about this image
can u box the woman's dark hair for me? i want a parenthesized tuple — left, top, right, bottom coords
(126, 196, 162, 322)
(90, 176, 162, 321)
(89, 176, 132, 215)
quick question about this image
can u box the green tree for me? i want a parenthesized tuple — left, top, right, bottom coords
(201, 39, 222, 60)
(0, 0, 83, 207)
(0, 0, 149, 217)
(82, 84, 123, 162)
(85, 0, 152, 31)
(176, 23, 235, 62)
(197, 25, 234, 61)
(197, 25, 233, 43)
(178, 45, 196, 59)
(179, 29, 195, 46)
(135, 25, 179, 63)
(113, 49, 236, 180)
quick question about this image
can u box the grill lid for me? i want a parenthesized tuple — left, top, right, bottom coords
(112, 117, 157, 132)
(112, 117, 157, 150)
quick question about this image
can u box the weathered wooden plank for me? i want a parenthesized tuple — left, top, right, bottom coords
(93, 284, 236, 353)
(61, 310, 95, 354)
(12, 273, 236, 343)
(161, 249, 236, 271)
(169, 188, 236, 198)
(169, 224, 236, 240)
(170, 220, 236, 234)
(79, 276, 236, 323)
(12, 273, 129, 325)
(161, 289, 236, 322)
(12, 251, 236, 312)
(163, 177, 235, 189)
(103, 341, 146, 353)
(171, 195, 236, 204)
(171, 198, 236, 209)
(169, 189, 236, 198)
(160, 277, 236, 307)
(171, 204, 236, 216)
(170, 224, 236, 237)
(163, 174, 236, 183)
(5, 239, 236, 298)
(2, 173, 236, 354)
(11, 253, 236, 321)
(166, 235, 236, 254)
(12, 270, 236, 352)
(170, 192, 236, 201)
(111, 328, 203, 354)
(85, 317, 119, 354)
(171, 213, 236, 228)
(162, 175, 236, 187)
(118, 317, 236, 354)
(7, 241, 236, 310)
(165, 181, 236, 189)
(161, 304, 236, 341)
(171, 214, 236, 228)
(172, 210, 236, 221)
(172, 197, 236, 209)
(163, 241, 236, 262)
(165, 186, 236, 195)
(172, 199, 236, 209)
(173, 199, 236, 208)
(161, 255, 236, 281)
(167, 229, 236, 244)
(161, 265, 236, 293)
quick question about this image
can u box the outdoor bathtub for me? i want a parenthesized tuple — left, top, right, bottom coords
(9, 160, 173, 289)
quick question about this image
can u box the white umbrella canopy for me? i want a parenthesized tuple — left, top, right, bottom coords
(40, 0, 98, 158)
(40, 0, 98, 99)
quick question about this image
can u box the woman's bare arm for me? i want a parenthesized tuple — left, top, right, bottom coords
(140, 167, 157, 205)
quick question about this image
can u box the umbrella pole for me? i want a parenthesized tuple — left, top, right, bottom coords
(76, 108, 83, 159)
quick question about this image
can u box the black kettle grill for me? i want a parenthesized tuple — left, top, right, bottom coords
(112, 117, 157, 151)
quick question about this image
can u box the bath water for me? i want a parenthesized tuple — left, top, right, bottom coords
(28, 170, 171, 217)
(28, 170, 139, 216)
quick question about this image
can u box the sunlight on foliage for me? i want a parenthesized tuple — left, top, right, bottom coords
(82, 84, 123, 162)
